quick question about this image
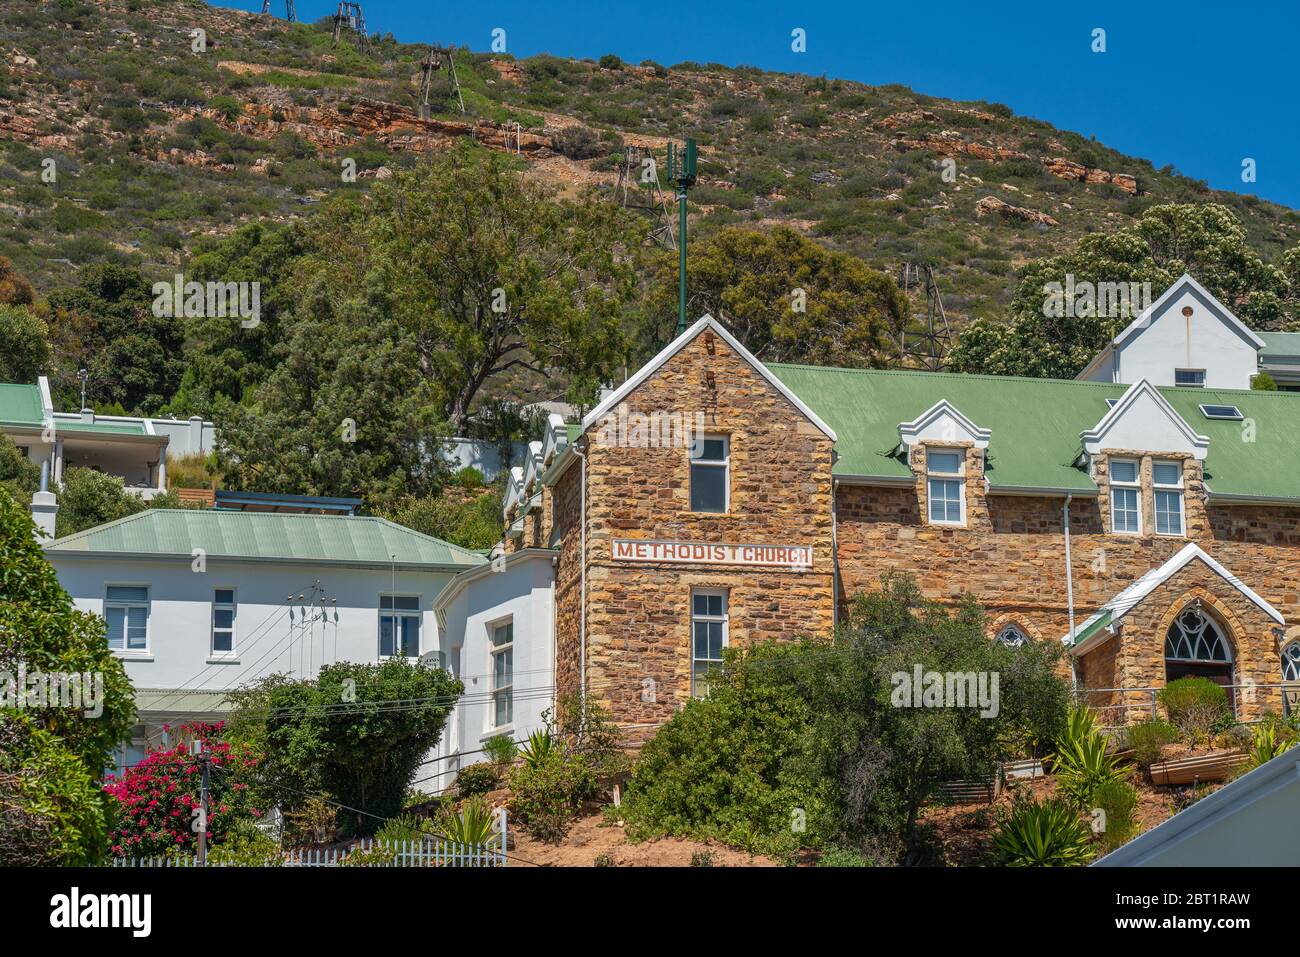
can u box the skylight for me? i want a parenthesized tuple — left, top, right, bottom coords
(1199, 404, 1243, 421)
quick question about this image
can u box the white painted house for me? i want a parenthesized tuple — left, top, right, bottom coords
(428, 548, 557, 792)
(1076, 274, 1267, 390)
(44, 509, 486, 780)
(0, 376, 216, 500)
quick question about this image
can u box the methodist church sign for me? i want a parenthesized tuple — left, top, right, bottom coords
(611, 538, 812, 570)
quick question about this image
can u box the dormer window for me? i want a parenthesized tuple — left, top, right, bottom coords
(1110, 459, 1140, 534)
(1153, 461, 1185, 536)
(926, 448, 965, 526)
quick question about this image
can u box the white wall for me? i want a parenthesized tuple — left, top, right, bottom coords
(50, 556, 460, 692)
(1112, 287, 1259, 389)
(431, 554, 556, 792)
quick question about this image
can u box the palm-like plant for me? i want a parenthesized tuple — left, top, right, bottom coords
(520, 729, 557, 769)
(1247, 720, 1297, 769)
(1053, 707, 1125, 807)
(440, 796, 499, 857)
(993, 797, 1095, 866)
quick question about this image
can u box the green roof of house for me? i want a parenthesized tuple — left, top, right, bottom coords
(51, 419, 150, 437)
(770, 364, 1300, 500)
(0, 383, 44, 426)
(46, 509, 488, 569)
(1258, 332, 1300, 362)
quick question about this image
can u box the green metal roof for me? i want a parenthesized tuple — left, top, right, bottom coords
(52, 419, 150, 437)
(1258, 331, 1300, 361)
(770, 364, 1300, 500)
(770, 365, 1106, 490)
(0, 383, 44, 426)
(134, 688, 232, 715)
(46, 510, 488, 569)
(565, 423, 582, 443)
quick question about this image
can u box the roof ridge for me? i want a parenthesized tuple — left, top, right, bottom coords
(768, 363, 1128, 388)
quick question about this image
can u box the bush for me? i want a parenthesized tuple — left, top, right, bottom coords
(455, 762, 501, 797)
(1159, 677, 1232, 745)
(552, 125, 605, 160)
(453, 466, 484, 489)
(993, 797, 1095, 866)
(1091, 779, 1138, 853)
(1124, 718, 1180, 769)
(816, 846, 873, 867)
(508, 747, 594, 843)
(483, 734, 518, 767)
(1245, 715, 1298, 770)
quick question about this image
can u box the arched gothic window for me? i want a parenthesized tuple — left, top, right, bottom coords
(1164, 606, 1231, 663)
(1282, 641, 1300, 682)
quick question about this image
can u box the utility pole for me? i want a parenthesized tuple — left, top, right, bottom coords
(78, 367, 87, 410)
(193, 739, 211, 867)
(666, 139, 697, 336)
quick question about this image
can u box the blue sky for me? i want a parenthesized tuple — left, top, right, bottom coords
(218, 1, 1299, 208)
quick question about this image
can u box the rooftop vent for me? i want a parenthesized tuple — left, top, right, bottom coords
(1199, 404, 1243, 421)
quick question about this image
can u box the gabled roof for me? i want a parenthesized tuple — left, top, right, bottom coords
(1080, 379, 1209, 459)
(898, 400, 991, 449)
(1111, 273, 1266, 351)
(1257, 331, 1300, 363)
(581, 315, 837, 441)
(1067, 542, 1283, 650)
(45, 510, 486, 570)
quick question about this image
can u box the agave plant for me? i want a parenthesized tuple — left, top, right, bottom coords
(520, 729, 557, 769)
(1247, 720, 1297, 769)
(1053, 707, 1125, 807)
(993, 797, 1095, 867)
(440, 797, 499, 850)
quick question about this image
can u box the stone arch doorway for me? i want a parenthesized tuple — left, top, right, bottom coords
(1164, 600, 1236, 710)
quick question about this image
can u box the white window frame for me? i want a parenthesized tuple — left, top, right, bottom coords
(1174, 368, 1206, 388)
(689, 434, 730, 514)
(1109, 458, 1141, 535)
(378, 593, 422, 659)
(690, 589, 728, 698)
(925, 447, 966, 527)
(487, 619, 514, 733)
(104, 584, 150, 655)
(1152, 460, 1185, 537)
(211, 587, 237, 658)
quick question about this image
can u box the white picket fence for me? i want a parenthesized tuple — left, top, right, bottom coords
(110, 811, 508, 868)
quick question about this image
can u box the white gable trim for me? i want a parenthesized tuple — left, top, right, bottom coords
(1112, 273, 1266, 351)
(1068, 542, 1283, 653)
(1080, 379, 1209, 459)
(898, 400, 991, 449)
(579, 315, 837, 442)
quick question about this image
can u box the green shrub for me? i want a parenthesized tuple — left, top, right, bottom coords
(455, 762, 501, 797)
(1245, 716, 1298, 770)
(1124, 718, 1180, 769)
(816, 846, 873, 867)
(1091, 779, 1138, 853)
(508, 747, 594, 843)
(453, 466, 484, 489)
(993, 797, 1095, 866)
(483, 733, 518, 767)
(1159, 677, 1232, 745)
(375, 813, 428, 845)
(438, 796, 498, 852)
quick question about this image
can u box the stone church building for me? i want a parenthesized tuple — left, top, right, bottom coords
(444, 275, 1300, 745)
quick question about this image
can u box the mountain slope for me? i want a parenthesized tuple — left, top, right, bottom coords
(2, 0, 1297, 325)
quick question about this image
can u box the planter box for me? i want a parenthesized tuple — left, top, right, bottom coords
(1000, 758, 1044, 780)
(1149, 749, 1247, 786)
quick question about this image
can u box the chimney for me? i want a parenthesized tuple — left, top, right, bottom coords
(30, 461, 57, 541)
(80, 408, 94, 424)
(188, 415, 203, 452)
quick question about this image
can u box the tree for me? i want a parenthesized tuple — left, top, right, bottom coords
(0, 432, 40, 503)
(292, 143, 646, 433)
(381, 487, 505, 550)
(0, 254, 36, 307)
(46, 264, 185, 414)
(171, 222, 308, 415)
(0, 305, 51, 384)
(231, 660, 462, 835)
(621, 573, 1069, 863)
(636, 225, 907, 367)
(103, 721, 263, 859)
(950, 204, 1298, 378)
(0, 484, 135, 864)
(51, 467, 190, 538)
(214, 285, 448, 506)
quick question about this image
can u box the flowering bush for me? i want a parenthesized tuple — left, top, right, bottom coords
(102, 721, 263, 859)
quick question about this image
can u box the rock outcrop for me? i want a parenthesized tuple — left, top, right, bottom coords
(975, 195, 1058, 226)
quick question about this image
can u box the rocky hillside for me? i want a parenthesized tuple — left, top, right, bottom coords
(3, 0, 1298, 323)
